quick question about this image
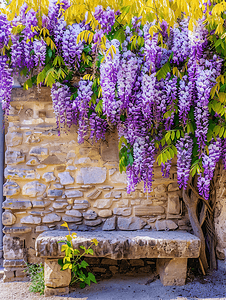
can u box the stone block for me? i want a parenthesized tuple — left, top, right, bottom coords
(101, 258, 118, 265)
(167, 192, 180, 215)
(105, 191, 122, 199)
(83, 210, 97, 220)
(53, 202, 68, 209)
(134, 206, 165, 216)
(168, 182, 179, 192)
(154, 184, 166, 196)
(76, 167, 107, 184)
(2, 211, 16, 226)
(26, 157, 40, 166)
(98, 209, 112, 218)
(73, 200, 90, 210)
(62, 216, 82, 223)
(3, 181, 20, 196)
(113, 207, 132, 216)
(21, 215, 42, 225)
(156, 258, 187, 286)
(44, 287, 69, 297)
(6, 132, 23, 146)
(155, 220, 178, 231)
(102, 216, 116, 231)
(118, 217, 146, 230)
(42, 154, 64, 165)
(22, 181, 46, 197)
(44, 259, 71, 288)
(2, 200, 32, 210)
(5, 150, 25, 165)
(48, 189, 63, 197)
(43, 213, 61, 223)
(3, 226, 31, 234)
(130, 259, 145, 267)
(64, 190, 83, 198)
(65, 210, 82, 217)
(32, 201, 45, 208)
(87, 189, 102, 200)
(58, 172, 74, 185)
(42, 172, 56, 183)
(5, 167, 40, 180)
(29, 146, 48, 158)
(110, 171, 127, 184)
(36, 226, 49, 233)
(93, 199, 112, 209)
(84, 219, 102, 226)
(3, 236, 26, 260)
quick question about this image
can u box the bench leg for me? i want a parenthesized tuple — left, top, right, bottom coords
(156, 258, 187, 286)
(44, 259, 71, 297)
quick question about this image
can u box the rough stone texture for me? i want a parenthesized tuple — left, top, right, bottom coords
(155, 220, 178, 231)
(73, 200, 90, 210)
(110, 171, 127, 184)
(3, 181, 21, 196)
(64, 190, 83, 198)
(84, 219, 102, 226)
(6, 132, 23, 146)
(134, 206, 165, 216)
(113, 208, 132, 216)
(2, 211, 17, 226)
(156, 258, 187, 286)
(102, 216, 116, 231)
(52, 202, 68, 209)
(3, 236, 26, 260)
(29, 147, 48, 158)
(44, 259, 71, 288)
(98, 209, 112, 218)
(42, 172, 56, 183)
(58, 172, 74, 185)
(62, 216, 82, 223)
(167, 192, 180, 215)
(26, 157, 40, 166)
(77, 167, 107, 184)
(44, 286, 69, 297)
(2, 200, 32, 210)
(118, 217, 146, 230)
(5, 150, 25, 165)
(83, 210, 97, 220)
(65, 210, 82, 217)
(36, 230, 201, 259)
(43, 213, 61, 223)
(87, 189, 102, 199)
(21, 215, 41, 225)
(22, 181, 46, 197)
(93, 199, 112, 209)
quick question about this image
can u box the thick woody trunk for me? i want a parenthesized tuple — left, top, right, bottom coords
(182, 188, 209, 273)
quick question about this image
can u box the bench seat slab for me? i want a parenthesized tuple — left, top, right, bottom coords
(36, 230, 200, 260)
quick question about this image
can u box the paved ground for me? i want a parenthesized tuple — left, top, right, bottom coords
(0, 260, 226, 300)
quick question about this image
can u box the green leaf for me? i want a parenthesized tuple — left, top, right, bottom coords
(80, 245, 85, 250)
(80, 260, 89, 269)
(171, 131, 175, 140)
(48, 48, 53, 58)
(176, 130, 180, 139)
(219, 126, 224, 137)
(128, 153, 133, 166)
(80, 282, 86, 289)
(156, 61, 170, 80)
(23, 79, 33, 90)
(88, 272, 97, 283)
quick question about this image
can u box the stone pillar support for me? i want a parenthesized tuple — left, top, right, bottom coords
(44, 259, 71, 296)
(156, 257, 188, 286)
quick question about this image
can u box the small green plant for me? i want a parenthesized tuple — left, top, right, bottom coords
(58, 222, 98, 288)
(24, 263, 45, 295)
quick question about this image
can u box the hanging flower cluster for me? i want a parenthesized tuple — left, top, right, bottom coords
(0, 2, 225, 200)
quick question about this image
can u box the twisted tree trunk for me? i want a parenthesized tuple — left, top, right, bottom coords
(182, 164, 221, 274)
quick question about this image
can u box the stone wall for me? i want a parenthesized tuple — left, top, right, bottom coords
(2, 87, 192, 281)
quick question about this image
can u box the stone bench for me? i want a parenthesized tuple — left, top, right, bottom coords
(35, 230, 200, 296)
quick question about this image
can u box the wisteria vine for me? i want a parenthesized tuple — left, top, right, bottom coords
(1, 1, 226, 200)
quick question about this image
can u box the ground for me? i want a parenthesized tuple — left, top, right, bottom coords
(0, 260, 225, 300)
